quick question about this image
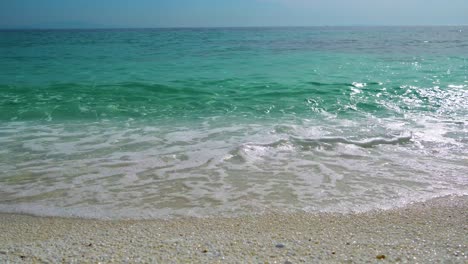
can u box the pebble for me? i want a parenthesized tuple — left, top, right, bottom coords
(376, 254, 386, 260)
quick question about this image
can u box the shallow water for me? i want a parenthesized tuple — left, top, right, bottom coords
(0, 27, 467, 219)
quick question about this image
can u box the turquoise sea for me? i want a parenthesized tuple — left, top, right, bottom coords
(0, 27, 467, 219)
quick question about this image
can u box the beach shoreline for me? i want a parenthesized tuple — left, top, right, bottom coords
(0, 195, 466, 263)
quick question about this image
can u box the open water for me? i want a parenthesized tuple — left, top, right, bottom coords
(0, 27, 467, 218)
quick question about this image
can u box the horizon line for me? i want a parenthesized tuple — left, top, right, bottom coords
(1, 24, 468, 30)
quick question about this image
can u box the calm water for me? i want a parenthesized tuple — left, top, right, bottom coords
(0, 27, 467, 219)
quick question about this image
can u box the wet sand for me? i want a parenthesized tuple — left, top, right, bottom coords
(0, 195, 466, 263)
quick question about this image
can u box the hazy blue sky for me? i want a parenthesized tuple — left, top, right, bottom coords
(1, 0, 467, 28)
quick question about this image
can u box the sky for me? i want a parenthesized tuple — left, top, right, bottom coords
(1, 0, 467, 28)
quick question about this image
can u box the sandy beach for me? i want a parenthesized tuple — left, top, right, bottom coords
(0, 195, 466, 263)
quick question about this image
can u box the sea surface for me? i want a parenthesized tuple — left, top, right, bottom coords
(0, 27, 467, 219)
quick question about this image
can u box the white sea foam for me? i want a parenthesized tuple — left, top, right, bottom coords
(0, 115, 467, 219)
